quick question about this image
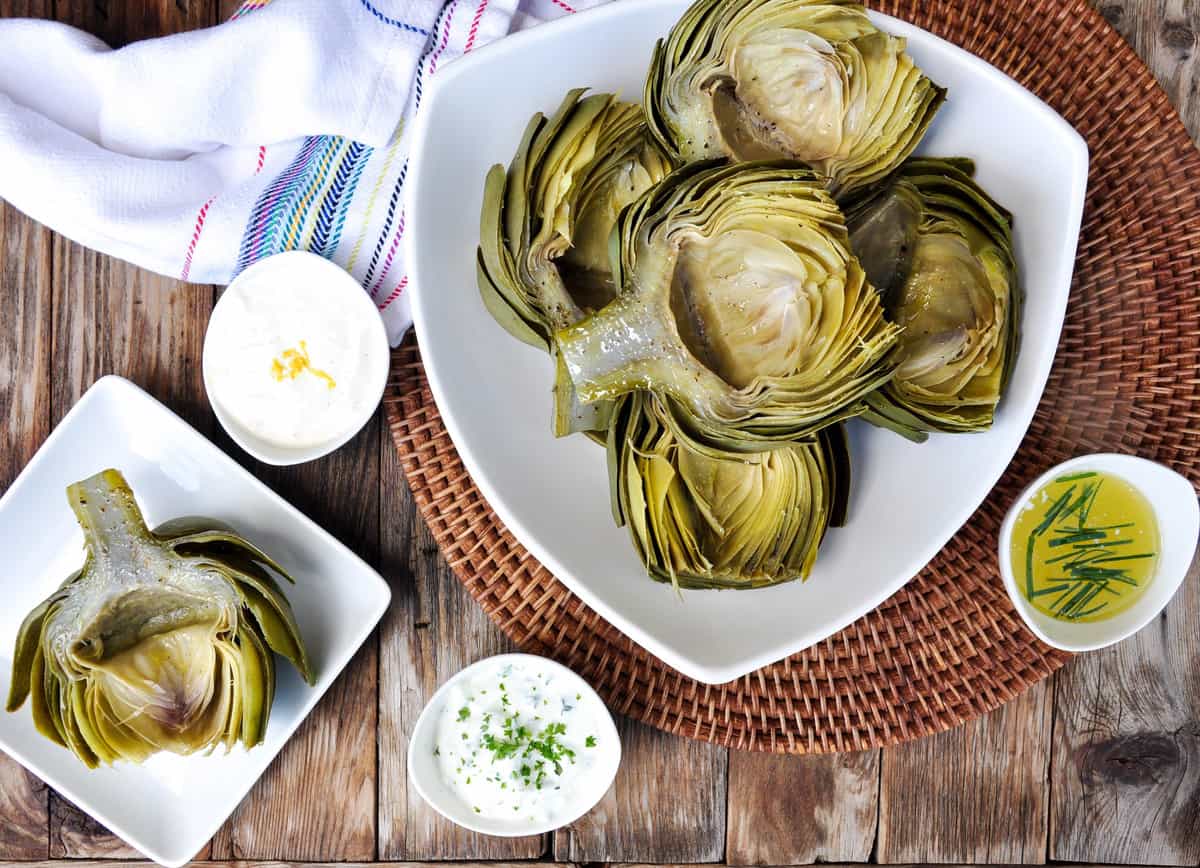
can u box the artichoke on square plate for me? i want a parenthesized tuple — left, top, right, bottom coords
(554, 160, 901, 451)
(7, 469, 314, 768)
(477, 89, 675, 435)
(644, 0, 945, 195)
(844, 158, 1020, 439)
(608, 392, 849, 589)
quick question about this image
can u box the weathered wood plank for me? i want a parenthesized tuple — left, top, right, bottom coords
(1089, 0, 1199, 138)
(49, 247, 215, 433)
(0, 863, 1186, 868)
(1049, 554, 1200, 866)
(553, 716, 727, 863)
(0, 863, 566, 868)
(0, 191, 54, 860)
(377, 440, 546, 860)
(47, 242, 215, 858)
(877, 683, 1053, 863)
(1, 864, 565, 868)
(49, 796, 143, 862)
(212, 418, 381, 861)
(726, 750, 879, 865)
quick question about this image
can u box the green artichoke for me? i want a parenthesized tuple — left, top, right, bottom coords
(609, 392, 849, 589)
(7, 469, 313, 768)
(554, 160, 901, 451)
(644, 0, 945, 195)
(844, 158, 1020, 439)
(477, 89, 675, 435)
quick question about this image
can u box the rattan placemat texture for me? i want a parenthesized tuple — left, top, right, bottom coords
(383, 0, 1200, 753)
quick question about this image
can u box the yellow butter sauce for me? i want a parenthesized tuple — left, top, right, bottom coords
(1010, 470, 1158, 622)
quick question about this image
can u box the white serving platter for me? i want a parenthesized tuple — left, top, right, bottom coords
(0, 376, 391, 866)
(404, 0, 1088, 684)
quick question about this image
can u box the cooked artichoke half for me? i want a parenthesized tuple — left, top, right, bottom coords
(844, 158, 1020, 439)
(554, 160, 901, 451)
(644, 0, 945, 195)
(609, 392, 849, 589)
(7, 469, 314, 768)
(477, 89, 675, 435)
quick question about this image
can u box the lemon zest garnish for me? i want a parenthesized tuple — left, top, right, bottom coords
(269, 341, 336, 390)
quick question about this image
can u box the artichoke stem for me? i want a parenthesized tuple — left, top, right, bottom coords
(557, 291, 661, 397)
(556, 289, 721, 406)
(66, 469, 151, 568)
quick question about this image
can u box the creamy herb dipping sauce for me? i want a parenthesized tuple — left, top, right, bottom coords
(433, 658, 604, 824)
(204, 258, 387, 450)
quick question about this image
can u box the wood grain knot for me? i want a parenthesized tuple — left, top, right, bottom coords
(1161, 21, 1195, 55)
(1077, 733, 1183, 788)
(1098, 3, 1123, 26)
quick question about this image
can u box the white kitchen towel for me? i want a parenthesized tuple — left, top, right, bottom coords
(0, 0, 601, 344)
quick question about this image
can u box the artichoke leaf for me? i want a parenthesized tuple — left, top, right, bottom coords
(5, 589, 64, 712)
(846, 157, 1020, 434)
(236, 622, 273, 749)
(28, 644, 66, 750)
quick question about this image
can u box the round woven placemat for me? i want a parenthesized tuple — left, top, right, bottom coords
(383, 0, 1200, 753)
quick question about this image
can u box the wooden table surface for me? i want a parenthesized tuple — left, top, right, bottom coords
(1, 0, 1198, 865)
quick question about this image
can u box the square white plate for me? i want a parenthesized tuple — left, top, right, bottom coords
(0, 376, 391, 866)
(405, 0, 1088, 684)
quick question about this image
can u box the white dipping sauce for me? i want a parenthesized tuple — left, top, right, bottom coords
(432, 658, 606, 824)
(204, 258, 386, 449)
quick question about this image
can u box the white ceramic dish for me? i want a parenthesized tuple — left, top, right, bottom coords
(407, 653, 620, 835)
(204, 251, 390, 466)
(0, 376, 391, 867)
(405, 0, 1089, 684)
(998, 453, 1199, 651)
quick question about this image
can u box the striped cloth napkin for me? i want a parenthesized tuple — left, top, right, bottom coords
(0, 0, 603, 344)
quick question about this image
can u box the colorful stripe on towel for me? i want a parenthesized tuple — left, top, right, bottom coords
(206, 0, 580, 336)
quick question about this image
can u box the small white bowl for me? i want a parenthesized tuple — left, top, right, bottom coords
(203, 252, 390, 466)
(407, 653, 621, 836)
(998, 453, 1199, 652)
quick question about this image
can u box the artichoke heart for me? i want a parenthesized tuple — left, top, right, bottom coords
(6, 469, 314, 768)
(644, 0, 945, 195)
(609, 393, 849, 589)
(845, 158, 1020, 439)
(554, 160, 901, 451)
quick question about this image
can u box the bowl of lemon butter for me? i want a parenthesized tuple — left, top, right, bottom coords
(203, 251, 390, 466)
(998, 453, 1199, 652)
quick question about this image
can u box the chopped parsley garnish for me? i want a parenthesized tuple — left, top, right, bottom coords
(442, 670, 601, 807)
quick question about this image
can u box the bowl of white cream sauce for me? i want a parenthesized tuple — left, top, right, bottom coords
(203, 252, 390, 465)
(408, 653, 621, 835)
